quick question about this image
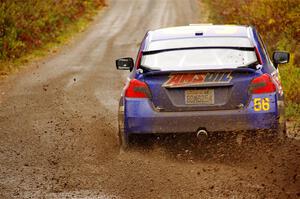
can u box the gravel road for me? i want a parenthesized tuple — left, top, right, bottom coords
(0, 0, 299, 198)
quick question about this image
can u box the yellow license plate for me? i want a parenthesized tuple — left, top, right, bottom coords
(185, 89, 214, 105)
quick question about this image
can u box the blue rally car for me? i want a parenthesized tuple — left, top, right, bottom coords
(116, 25, 290, 149)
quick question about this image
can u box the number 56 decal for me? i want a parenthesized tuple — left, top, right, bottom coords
(253, 98, 270, 111)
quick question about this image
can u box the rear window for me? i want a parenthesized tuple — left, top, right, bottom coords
(141, 37, 258, 71)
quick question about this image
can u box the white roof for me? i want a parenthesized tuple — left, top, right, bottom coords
(147, 25, 251, 42)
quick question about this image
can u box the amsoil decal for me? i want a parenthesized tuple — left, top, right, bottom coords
(163, 72, 233, 88)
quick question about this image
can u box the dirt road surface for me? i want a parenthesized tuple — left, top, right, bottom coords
(0, 0, 299, 198)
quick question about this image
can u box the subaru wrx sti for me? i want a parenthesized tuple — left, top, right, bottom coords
(116, 25, 290, 149)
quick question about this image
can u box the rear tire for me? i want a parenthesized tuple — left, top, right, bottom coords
(276, 121, 287, 142)
(118, 99, 130, 151)
(276, 100, 287, 142)
(264, 122, 287, 143)
(118, 127, 130, 151)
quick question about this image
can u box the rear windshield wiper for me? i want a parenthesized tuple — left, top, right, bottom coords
(237, 61, 260, 70)
(143, 46, 255, 55)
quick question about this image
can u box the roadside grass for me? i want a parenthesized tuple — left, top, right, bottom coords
(285, 103, 300, 122)
(279, 62, 300, 122)
(0, 12, 99, 75)
(0, 0, 106, 76)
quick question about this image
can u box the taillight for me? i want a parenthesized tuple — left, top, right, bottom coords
(125, 79, 151, 98)
(249, 74, 277, 94)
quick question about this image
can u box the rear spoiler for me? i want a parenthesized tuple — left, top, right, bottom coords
(143, 67, 257, 77)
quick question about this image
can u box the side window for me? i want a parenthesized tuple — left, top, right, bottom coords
(135, 33, 148, 68)
(258, 34, 272, 66)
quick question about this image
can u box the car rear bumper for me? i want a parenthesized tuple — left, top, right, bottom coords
(124, 94, 279, 134)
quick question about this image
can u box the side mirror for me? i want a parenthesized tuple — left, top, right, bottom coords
(273, 51, 290, 68)
(116, 57, 134, 71)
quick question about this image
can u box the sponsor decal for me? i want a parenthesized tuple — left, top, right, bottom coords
(253, 98, 270, 112)
(163, 72, 233, 88)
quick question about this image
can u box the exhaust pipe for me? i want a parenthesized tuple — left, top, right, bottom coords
(196, 129, 208, 140)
